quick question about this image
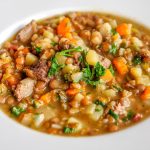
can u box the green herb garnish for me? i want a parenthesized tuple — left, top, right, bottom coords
(95, 62, 105, 77)
(95, 108, 101, 112)
(133, 55, 142, 65)
(35, 47, 41, 53)
(48, 57, 64, 77)
(59, 46, 83, 57)
(78, 55, 83, 63)
(122, 111, 135, 122)
(51, 41, 58, 46)
(109, 109, 119, 120)
(109, 65, 115, 76)
(63, 127, 75, 134)
(82, 62, 105, 87)
(111, 28, 117, 35)
(109, 43, 117, 55)
(94, 100, 105, 107)
(113, 85, 122, 92)
(11, 106, 25, 117)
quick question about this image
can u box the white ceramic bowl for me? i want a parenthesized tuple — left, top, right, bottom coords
(0, 0, 149, 150)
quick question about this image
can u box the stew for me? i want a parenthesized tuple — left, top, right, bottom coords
(0, 12, 150, 136)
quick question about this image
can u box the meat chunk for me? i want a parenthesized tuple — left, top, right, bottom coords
(15, 78, 36, 101)
(32, 59, 49, 81)
(140, 49, 150, 62)
(99, 55, 111, 68)
(17, 20, 37, 43)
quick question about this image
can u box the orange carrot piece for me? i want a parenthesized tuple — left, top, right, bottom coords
(116, 23, 131, 36)
(57, 17, 72, 36)
(101, 69, 113, 82)
(102, 42, 110, 52)
(40, 92, 51, 104)
(113, 57, 128, 76)
(16, 56, 25, 65)
(6, 75, 19, 86)
(141, 86, 150, 100)
(66, 88, 79, 96)
(22, 48, 29, 54)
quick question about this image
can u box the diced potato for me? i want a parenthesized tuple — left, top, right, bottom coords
(33, 113, 44, 128)
(62, 64, 79, 74)
(86, 50, 99, 66)
(131, 37, 143, 49)
(103, 89, 117, 98)
(85, 104, 96, 114)
(109, 20, 117, 28)
(43, 30, 54, 39)
(25, 53, 38, 66)
(21, 113, 33, 126)
(36, 105, 56, 121)
(55, 53, 67, 65)
(67, 117, 83, 131)
(142, 63, 150, 74)
(90, 105, 104, 121)
(96, 83, 106, 92)
(130, 67, 142, 78)
(74, 93, 84, 102)
(136, 75, 150, 86)
(71, 72, 83, 82)
(0, 83, 8, 95)
(100, 23, 112, 37)
(85, 104, 104, 121)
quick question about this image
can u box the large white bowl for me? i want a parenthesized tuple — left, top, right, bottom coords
(0, 0, 149, 150)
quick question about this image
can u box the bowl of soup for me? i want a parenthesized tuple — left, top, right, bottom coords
(0, 0, 149, 150)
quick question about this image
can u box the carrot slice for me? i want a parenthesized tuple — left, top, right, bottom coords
(101, 69, 113, 82)
(66, 88, 79, 96)
(116, 23, 131, 36)
(113, 57, 128, 76)
(40, 92, 51, 104)
(141, 86, 150, 100)
(57, 17, 72, 36)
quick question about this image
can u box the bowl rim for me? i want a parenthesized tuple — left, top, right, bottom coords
(0, 1, 150, 149)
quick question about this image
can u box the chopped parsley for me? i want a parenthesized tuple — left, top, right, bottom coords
(95, 62, 105, 77)
(122, 111, 135, 122)
(133, 55, 142, 65)
(59, 46, 83, 57)
(95, 108, 101, 112)
(94, 100, 105, 107)
(109, 109, 119, 120)
(109, 43, 117, 55)
(48, 57, 64, 77)
(78, 55, 83, 63)
(111, 28, 117, 35)
(109, 65, 115, 76)
(35, 47, 41, 53)
(11, 106, 25, 117)
(63, 127, 75, 134)
(113, 85, 122, 92)
(82, 62, 105, 87)
(86, 80, 100, 87)
(51, 41, 58, 46)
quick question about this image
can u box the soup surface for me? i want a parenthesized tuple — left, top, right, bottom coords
(0, 12, 150, 136)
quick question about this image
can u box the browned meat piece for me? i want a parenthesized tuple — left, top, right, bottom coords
(32, 59, 49, 81)
(15, 78, 36, 101)
(17, 20, 37, 43)
(140, 49, 150, 62)
(99, 55, 111, 68)
(0, 49, 7, 54)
